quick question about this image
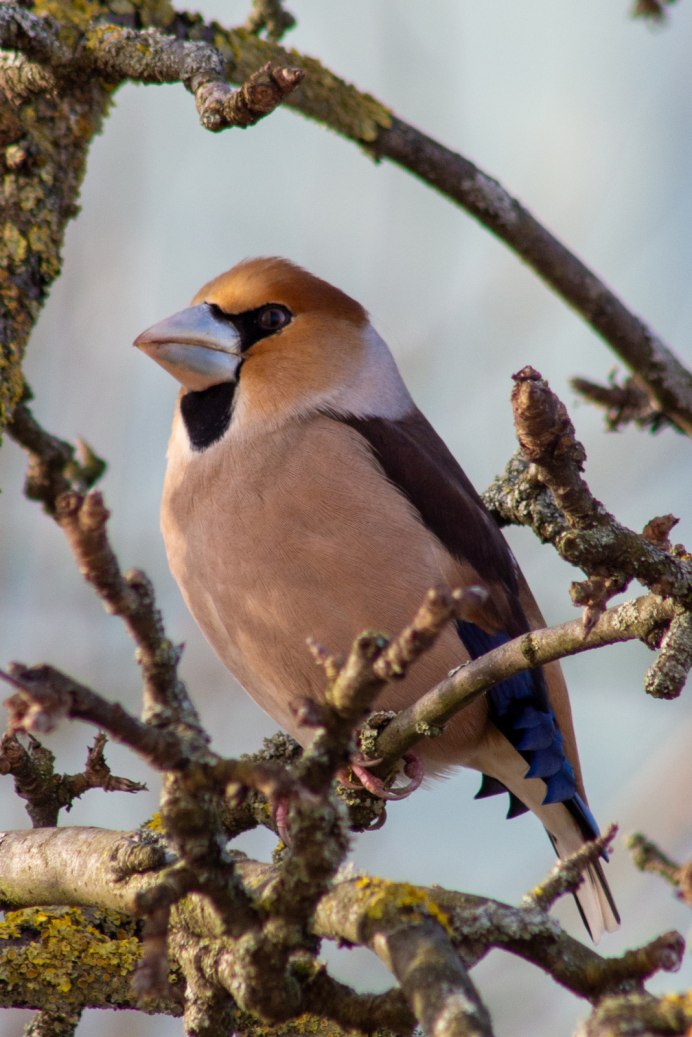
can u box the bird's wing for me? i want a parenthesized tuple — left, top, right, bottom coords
(337, 408, 579, 795)
(337, 407, 619, 938)
(339, 409, 526, 631)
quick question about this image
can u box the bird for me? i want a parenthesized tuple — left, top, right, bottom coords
(134, 256, 619, 941)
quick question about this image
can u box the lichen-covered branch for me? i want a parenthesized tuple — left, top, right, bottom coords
(3, 825, 685, 1035)
(0, 730, 145, 828)
(0, 903, 181, 1017)
(0, 6, 304, 130)
(627, 834, 692, 907)
(245, 0, 296, 41)
(0, 14, 112, 430)
(0, 3, 302, 438)
(480, 368, 692, 697)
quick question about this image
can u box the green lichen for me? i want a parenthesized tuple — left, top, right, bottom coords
(0, 36, 113, 434)
(219, 30, 392, 144)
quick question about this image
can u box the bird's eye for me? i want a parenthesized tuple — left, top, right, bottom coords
(257, 305, 291, 332)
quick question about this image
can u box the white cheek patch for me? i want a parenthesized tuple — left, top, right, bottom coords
(323, 324, 414, 420)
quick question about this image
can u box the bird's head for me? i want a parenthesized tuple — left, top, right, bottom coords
(135, 257, 411, 446)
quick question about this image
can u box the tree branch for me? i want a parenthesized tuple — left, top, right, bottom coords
(0, 826, 686, 1033)
(6, 392, 106, 515)
(523, 827, 618, 916)
(53, 490, 201, 725)
(375, 592, 673, 767)
(0, 7, 304, 129)
(484, 370, 692, 630)
(571, 374, 677, 434)
(2, 663, 190, 769)
(368, 120, 692, 437)
(0, 730, 145, 828)
(244, 0, 296, 41)
(627, 834, 692, 907)
(632, 0, 680, 23)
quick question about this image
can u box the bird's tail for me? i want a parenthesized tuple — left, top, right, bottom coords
(473, 730, 619, 942)
(544, 797, 620, 942)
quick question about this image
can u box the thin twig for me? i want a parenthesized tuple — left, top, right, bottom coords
(522, 826, 618, 914)
(0, 730, 145, 828)
(571, 374, 675, 434)
(375, 593, 675, 767)
(7, 394, 106, 515)
(54, 490, 198, 726)
(627, 833, 692, 905)
(2, 663, 190, 769)
(0, 8, 303, 130)
(244, 0, 296, 41)
(192, 62, 304, 132)
(485, 370, 692, 620)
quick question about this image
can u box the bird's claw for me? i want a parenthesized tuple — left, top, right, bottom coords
(340, 751, 423, 800)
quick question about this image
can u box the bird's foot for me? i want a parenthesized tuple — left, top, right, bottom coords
(274, 797, 292, 845)
(339, 751, 423, 800)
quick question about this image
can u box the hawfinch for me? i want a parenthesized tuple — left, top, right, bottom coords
(135, 257, 619, 940)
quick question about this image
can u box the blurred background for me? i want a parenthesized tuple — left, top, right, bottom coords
(2, 1, 692, 1034)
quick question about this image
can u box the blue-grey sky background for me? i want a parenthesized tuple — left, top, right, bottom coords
(2, 2, 691, 1034)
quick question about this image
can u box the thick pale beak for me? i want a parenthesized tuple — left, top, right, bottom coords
(134, 303, 243, 392)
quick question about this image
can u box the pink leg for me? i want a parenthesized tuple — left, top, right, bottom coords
(341, 752, 424, 801)
(274, 797, 291, 845)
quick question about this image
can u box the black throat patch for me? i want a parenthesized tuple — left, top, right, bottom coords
(180, 381, 236, 451)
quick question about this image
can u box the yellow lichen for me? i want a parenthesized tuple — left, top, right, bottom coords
(3, 225, 28, 265)
(143, 811, 166, 832)
(355, 876, 452, 933)
(34, 0, 103, 27)
(0, 906, 141, 1008)
(19, 183, 44, 212)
